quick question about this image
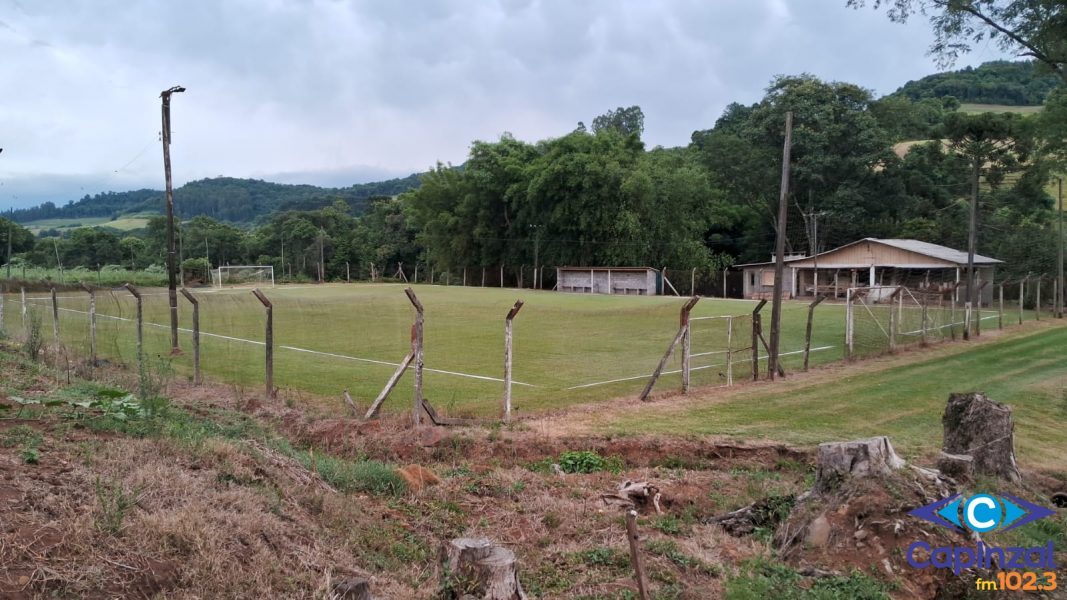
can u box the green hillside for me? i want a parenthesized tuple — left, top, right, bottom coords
(8, 174, 422, 226)
(892, 59, 1060, 106)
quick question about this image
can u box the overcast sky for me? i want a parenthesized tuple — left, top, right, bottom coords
(0, 0, 1012, 211)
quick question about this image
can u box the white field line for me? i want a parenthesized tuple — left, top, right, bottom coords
(563, 345, 836, 391)
(17, 299, 536, 387)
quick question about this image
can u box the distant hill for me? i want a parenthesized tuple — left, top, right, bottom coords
(7, 173, 422, 226)
(891, 60, 1060, 106)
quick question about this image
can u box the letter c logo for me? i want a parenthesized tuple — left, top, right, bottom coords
(965, 494, 1001, 532)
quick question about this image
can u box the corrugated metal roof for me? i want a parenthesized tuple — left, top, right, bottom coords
(735, 238, 1003, 268)
(867, 239, 1002, 264)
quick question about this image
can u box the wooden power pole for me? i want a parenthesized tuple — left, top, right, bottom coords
(964, 155, 980, 340)
(1054, 176, 1062, 318)
(161, 85, 185, 353)
(767, 111, 793, 381)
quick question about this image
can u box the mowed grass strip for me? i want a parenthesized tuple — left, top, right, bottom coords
(600, 323, 1067, 470)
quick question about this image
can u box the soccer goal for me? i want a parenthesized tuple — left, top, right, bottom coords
(211, 265, 275, 289)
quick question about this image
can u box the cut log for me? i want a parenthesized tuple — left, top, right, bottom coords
(440, 538, 526, 600)
(706, 494, 796, 536)
(600, 481, 663, 514)
(941, 393, 1021, 484)
(814, 437, 905, 493)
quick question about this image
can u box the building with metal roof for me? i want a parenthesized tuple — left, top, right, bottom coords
(738, 238, 1002, 304)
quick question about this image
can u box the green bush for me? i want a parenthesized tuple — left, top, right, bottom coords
(557, 450, 624, 474)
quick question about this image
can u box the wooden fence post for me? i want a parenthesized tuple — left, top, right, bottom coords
(20, 287, 26, 333)
(803, 295, 825, 370)
(998, 284, 1004, 329)
(413, 264, 419, 284)
(481, 267, 486, 287)
(404, 287, 425, 425)
(690, 267, 696, 296)
(124, 283, 143, 365)
(625, 510, 651, 600)
(252, 289, 274, 398)
(503, 299, 524, 422)
(725, 316, 734, 386)
(180, 288, 201, 385)
(751, 299, 766, 380)
(0, 284, 5, 333)
(920, 292, 929, 346)
(50, 287, 60, 349)
(640, 296, 699, 401)
(1019, 276, 1027, 325)
(845, 288, 855, 361)
(463, 267, 467, 287)
(82, 284, 97, 368)
(1036, 276, 1042, 321)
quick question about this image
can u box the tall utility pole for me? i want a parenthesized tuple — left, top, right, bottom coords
(963, 155, 980, 340)
(160, 85, 185, 353)
(767, 111, 793, 381)
(5, 220, 11, 279)
(1054, 175, 1062, 318)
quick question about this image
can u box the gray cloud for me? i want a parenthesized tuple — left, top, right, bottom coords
(0, 0, 1010, 210)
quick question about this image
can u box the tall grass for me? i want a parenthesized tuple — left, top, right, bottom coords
(1, 265, 168, 288)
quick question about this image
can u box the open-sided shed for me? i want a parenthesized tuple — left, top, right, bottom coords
(739, 238, 1002, 305)
(556, 267, 660, 295)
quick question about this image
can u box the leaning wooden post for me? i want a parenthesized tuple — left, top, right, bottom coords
(681, 309, 692, 393)
(82, 284, 97, 368)
(751, 299, 766, 381)
(998, 284, 1004, 329)
(888, 288, 901, 353)
(124, 283, 143, 365)
(640, 296, 699, 401)
(404, 287, 425, 425)
(624, 510, 651, 600)
(252, 289, 274, 398)
(803, 295, 825, 371)
(20, 287, 26, 333)
(180, 288, 201, 385)
(503, 299, 524, 422)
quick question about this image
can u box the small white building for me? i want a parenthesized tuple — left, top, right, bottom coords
(556, 267, 660, 295)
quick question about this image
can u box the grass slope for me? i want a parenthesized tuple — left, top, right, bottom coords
(598, 322, 1067, 469)
(23, 215, 153, 234)
(958, 103, 1042, 115)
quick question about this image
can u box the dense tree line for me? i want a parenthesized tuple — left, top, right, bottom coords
(2, 76, 1064, 286)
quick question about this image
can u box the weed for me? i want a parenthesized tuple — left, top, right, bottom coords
(574, 547, 630, 570)
(21, 310, 43, 361)
(646, 540, 720, 576)
(651, 514, 685, 535)
(94, 477, 143, 535)
(724, 558, 889, 600)
(20, 447, 40, 464)
(137, 353, 173, 403)
(558, 450, 624, 474)
(275, 441, 407, 496)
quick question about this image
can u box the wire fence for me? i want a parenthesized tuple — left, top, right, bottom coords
(0, 275, 1057, 421)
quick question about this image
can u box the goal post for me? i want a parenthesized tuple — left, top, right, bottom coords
(211, 265, 276, 289)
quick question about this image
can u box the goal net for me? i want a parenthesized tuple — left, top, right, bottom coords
(211, 265, 275, 289)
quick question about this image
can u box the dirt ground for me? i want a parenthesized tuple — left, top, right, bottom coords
(0, 343, 1064, 599)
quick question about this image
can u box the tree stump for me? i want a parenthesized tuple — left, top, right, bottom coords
(941, 393, 1021, 484)
(936, 452, 973, 481)
(440, 538, 527, 600)
(331, 576, 372, 600)
(814, 436, 905, 493)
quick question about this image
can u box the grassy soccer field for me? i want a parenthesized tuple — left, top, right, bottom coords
(4, 284, 864, 416)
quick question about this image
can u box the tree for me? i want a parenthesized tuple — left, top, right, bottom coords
(940, 110, 1027, 337)
(0, 218, 35, 270)
(591, 106, 645, 137)
(850, 1, 1067, 83)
